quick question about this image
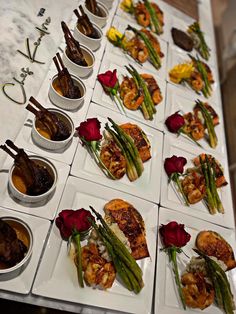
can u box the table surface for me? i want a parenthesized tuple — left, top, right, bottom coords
(0, 0, 235, 313)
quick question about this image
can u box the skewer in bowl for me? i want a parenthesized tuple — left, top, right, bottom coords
(49, 53, 86, 111)
(26, 96, 75, 151)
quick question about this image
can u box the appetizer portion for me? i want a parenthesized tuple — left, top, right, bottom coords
(165, 100, 219, 148)
(120, 0, 164, 35)
(169, 55, 214, 98)
(52, 53, 81, 99)
(164, 153, 227, 215)
(74, 5, 101, 39)
(56, 200, 149, 293)
(106, 25, 164, 69)
(26, 96, 71, 141)
(0, 218, 27, 268)
(171, 22, 210, 61)
(76, 117, 151, 182)
(0, 140, 54, 196)
(97, 65, 163, 120)
(85, 0, 105, 17)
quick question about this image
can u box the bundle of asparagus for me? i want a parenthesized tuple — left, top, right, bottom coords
(188, 22, 210, 61)
(105, 118, 144, 182)
(125, 64, 156, 120)
(89, 206, 144, 293)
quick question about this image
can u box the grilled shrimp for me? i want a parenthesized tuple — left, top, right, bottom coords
(181, 171, 206, 204)
(119, 76, 136, 99)
(135, 2, 150, 27)
(126, 37, 149, 63)
(190, 72, 204, 92)
(123, 91, 144, 110)
(181, 272, 215, 310)
(183, 112, 205, 141)
(100, 140, 126, 179)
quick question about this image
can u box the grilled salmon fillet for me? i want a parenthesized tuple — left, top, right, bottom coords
(196, 231, 236, 270)
(104, 199, 149, 260)
(120, 123, 151, 162)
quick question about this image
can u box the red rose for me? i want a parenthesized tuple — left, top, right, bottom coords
(160, 221, 191, 248)
(76, 118, 102, 142)
(56, 208, 94, 240)
(165, 112, 185, 133)
(97, 69, 118, 89)
(164, 155, 187, 177)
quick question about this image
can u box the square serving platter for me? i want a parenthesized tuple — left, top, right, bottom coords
(166, 46, 221, 106)
(70, 102, 163, 203)
(155, 207, 236, 314)
(105, 15, 168, 80)
(0, 207, 50, 294)
(164, 84, 226, 156)
(92, 52, 166, 131)
(160, 135, 235, 229)
(32, 176, 158, 314)
(0, 151, 70, 220)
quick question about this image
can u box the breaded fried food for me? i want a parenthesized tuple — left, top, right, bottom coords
(181, 272, 215, 310)
(104, 199, 149, 260)
(120, 123, 151, 162)
(196, 231, 236, 270)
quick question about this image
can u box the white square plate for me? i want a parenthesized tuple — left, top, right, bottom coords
(166, 14, 216, 67)
(32, 176, 158, 314)
(155, 207, 236, 314)
(0, 152, 70, 220)
(160, 135, 235, 229)
(34, 68, 93, 126)
(70, 102, 163, 203)
(93, 52, 166, 131)
(167, 46, 221, 106)
(0, 207, 50, 294)
(115, 1, 172, 42)
(14, 112, 79, 165)
(164, 84, 226, 156)
(105, 15, 168, 80)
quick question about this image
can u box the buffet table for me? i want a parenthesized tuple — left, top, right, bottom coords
(0, 0, 235, 313)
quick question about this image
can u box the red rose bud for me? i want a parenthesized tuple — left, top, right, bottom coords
(160, 221, 191, 248)
(97, 69, 118, 90)
(164, 155, 187, 176)
(165, 112, 185, 133)
(56, 208, 94, 240)
(76, 118, 102, 142)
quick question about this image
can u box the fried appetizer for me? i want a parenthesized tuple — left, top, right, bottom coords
(104, 199, 149, 260)
(196, 231, 236, 270)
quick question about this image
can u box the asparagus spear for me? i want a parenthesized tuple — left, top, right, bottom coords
(195, 100, 217, 148)
(89, 206, 143, 283)
(126, 65, 156, 120)
(211, 158, 224, 213)
(127, 25, 161, 69)
(188, 22, 210, 60)
(144, 0, 162, 34)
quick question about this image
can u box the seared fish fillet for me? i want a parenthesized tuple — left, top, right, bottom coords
(104, 199, 149, 260)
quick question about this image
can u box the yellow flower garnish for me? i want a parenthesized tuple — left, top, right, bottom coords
(106, 27, 127, 46)
(169, 62, 195, 84)
(120, 0, 134, 13)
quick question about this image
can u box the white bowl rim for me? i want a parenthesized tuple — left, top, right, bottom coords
(75, 22, 103, 42)
(0, 216, 33, 274)
(51, 74, 86, 102)
(9, 155, 58, 200)
(84, 1, 109, 20)
(64, 44, 95, 70)
(32, 108, 75, 145)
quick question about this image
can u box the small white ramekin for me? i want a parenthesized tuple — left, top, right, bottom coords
(31, 108, 75, 151)
(62, 45, 95, 78)
(49, 74, 86, 111)
(0, 217, 33, 280)
(9, 156, 58, 204)
(73, 23, 103, 51)
(83, 2, 108, 28)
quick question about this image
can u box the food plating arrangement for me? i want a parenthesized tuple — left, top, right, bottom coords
(0, 1, 235, 314)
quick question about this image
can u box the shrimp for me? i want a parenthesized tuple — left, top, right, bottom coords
(135, 2, 150, 27)
(181, 171, 205, 204)
(126, 37, 149, 63)
(190, 72, 204, 92)
(119, 76, 136, 99)
(194, 103, 219, 126)
(123, 91, 144, 110)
